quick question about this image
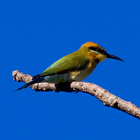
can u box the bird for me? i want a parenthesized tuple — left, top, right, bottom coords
(14, 42, 124, 91)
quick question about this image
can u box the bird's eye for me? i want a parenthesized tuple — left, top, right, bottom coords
(95, 48, 100, 51)
(89, 47, 100, 52)
(89, 47, 106, 54)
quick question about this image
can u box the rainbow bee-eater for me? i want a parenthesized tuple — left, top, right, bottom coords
(14, 42, 124, 91)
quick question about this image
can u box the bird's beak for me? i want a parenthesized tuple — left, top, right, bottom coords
(106, 53, 124, 62)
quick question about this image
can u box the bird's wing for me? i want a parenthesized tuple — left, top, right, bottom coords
(39, 52, 89, 77)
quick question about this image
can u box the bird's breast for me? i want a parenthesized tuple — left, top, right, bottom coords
(70, 60, 97, 81)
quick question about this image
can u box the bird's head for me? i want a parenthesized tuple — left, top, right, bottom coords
(80, 42, 124, 63)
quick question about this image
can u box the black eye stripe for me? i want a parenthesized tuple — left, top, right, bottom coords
(89, 47, 106, 54)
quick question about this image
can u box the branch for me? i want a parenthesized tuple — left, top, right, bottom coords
(12, 70, 140, 119)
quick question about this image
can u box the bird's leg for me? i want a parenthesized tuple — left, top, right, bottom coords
(55, 82, 73, 92)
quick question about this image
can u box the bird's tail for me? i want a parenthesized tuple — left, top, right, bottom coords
(13, 75, 43, 92)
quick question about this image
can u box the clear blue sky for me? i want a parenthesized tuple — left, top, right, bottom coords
(1, 0, 140, 139)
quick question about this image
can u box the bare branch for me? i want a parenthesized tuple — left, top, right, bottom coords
(12, 70, 140, 119)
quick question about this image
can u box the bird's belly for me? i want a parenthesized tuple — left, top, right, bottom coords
(43, 73, 72, 84)
(70, 67, 95, 81)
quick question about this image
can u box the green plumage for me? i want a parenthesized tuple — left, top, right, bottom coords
(40, 50, 89, 77)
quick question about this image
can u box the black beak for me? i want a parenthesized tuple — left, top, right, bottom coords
(106, 53, 124, 62)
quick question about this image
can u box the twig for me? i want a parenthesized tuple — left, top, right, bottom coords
(12, 70, 140, 119)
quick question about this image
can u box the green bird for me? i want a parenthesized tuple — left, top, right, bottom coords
(14, 42, 124, 91)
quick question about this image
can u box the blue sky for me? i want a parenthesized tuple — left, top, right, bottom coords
(1, 0, 140, 139)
